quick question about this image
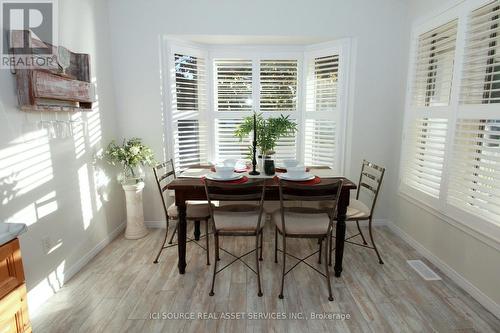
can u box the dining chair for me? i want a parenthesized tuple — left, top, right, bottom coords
(152, 160, 211, 265)
(273, 179, 343, 301)
(204, 179, 266, 297)
(325, 159, 386, 265)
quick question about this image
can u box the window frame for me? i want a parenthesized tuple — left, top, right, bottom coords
(163, 39, 351, 174)
(399, 0, 500, 243)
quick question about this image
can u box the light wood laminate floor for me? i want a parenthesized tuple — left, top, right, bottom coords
(31, 224, 500, 332)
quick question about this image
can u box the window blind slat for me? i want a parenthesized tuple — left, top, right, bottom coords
(460, 1, 500, 105)
(215, 59, 253, 112)
(411, 20, 458, 107)
(448, 119, 500, 221)
(403, 118, 448, 198)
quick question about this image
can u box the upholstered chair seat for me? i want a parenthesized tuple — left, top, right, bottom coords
(272, 208, 330, 235)
(167, 201, 211, 220)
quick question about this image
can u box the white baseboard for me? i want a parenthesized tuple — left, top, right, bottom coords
(28, 221, 126, 315)
(145, 218, 388, 229)
(387, 221, 500, 319)
(145, 220, 167, 228)
(360, 218, 387, 226)
(63, 221, 126, 281)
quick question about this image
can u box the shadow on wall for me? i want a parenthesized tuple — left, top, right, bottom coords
(0, 79, 120, 313)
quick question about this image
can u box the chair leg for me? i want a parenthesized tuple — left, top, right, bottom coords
(259, 230, 263, 261)
(169, 223, 178, 244)
(318, 237, 322, 264)
(153, 218, 170, 264)
(328, 234, 333, 266)
(278, 233, 286, 299)
(274, 226, 278, 263)
(205, 219, 210, 266)
(355, 220, 368, 245)
(255, 232, 263, 297)
(215, 231, 220, 261)
(209, 233, 218, 296)
(325, 232, 334, 301)
(368, 218, 384, 264)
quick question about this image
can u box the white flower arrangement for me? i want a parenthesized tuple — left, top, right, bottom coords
(105, 138, 155, 183)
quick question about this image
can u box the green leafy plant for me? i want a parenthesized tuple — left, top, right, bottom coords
(105, 138, 155, 182)
(234, 114, 298, 158)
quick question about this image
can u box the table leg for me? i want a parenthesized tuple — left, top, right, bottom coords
(334, 189, 350, 277)
(194, 220, 201, 241)
(177, 203, 187, 274)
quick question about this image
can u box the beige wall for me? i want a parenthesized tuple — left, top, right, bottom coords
(391, 196, 500, 307)
(0, 0, 124, 314)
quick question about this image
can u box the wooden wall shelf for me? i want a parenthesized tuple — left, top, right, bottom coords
(13, 30, 95, 112)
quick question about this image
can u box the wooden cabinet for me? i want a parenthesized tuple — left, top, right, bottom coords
(0, 239, 31, 333)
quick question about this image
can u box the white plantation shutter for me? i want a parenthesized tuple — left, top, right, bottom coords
(404, 118, 448, 198)
(304, 53, 340, 168)
(214, 59, 254, 161)
(306, 55, 339, 112)
(412, 20, 458, 106)
(401, 1, 500, 232)
(171, 53, 208, 169)
(448, 119, 500, 221)
(260, 60, 298, 161)
(215, 118, 250, 160)
(447, 1, 500, 223)
(260, 60, 298, 112)
(304, 119, 336, 167)
(460, 1, 500, 104)
(274, 131, 298, 161)
(402, 20, 458, 198)
(215, 59, 253, 111)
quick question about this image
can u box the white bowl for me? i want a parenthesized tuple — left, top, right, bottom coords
(215, 166, 234, 178)
(283, 159, 300, 168)
(287, 166, 306, 178)
(223, 159, 237, 167)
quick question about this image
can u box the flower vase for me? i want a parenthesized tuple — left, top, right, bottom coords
(119, 164, 145, 185)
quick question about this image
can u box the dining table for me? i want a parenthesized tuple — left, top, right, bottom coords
(166, 166, 357, 278)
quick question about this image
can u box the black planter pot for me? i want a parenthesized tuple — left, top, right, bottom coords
(264, 159, 275, 176)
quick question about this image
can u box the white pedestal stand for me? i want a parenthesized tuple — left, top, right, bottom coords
(122, 181, 148, 239)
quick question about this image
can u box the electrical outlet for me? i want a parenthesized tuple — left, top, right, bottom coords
(42, 236, 51, 254)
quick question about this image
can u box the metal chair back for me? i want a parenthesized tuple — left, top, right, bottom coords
(204, 179, 267, 234)
(277, 179, 343, 236)
(153, 159, 176, 219)
(356, 160, 385, 218)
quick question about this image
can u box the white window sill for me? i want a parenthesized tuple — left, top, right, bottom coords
(397, 189, 500, 252)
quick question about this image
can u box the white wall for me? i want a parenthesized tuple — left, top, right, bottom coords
(0, 0, 124, 313)
(107, 0, 412, 223)
(392, 0, 500, 313)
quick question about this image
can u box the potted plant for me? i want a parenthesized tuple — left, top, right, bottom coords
(105, 138, 155, 239)
(235, 113, 297, 174)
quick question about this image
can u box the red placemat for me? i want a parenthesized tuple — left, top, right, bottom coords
(274, 176, 321, 185)
(202, 176, 249, 184)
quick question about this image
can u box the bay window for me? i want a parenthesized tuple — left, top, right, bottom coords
(164, 40, 350, 173)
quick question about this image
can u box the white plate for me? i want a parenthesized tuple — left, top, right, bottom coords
(205, 173, 243, 181)
(278, 173, 315, 181)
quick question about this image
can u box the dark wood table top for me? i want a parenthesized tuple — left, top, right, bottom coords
(167, 168, 357, 191)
